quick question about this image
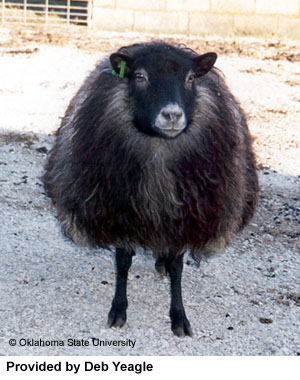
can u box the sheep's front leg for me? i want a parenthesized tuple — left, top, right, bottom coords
(107, 248, 134, 328)
(165, 254, 193, 337)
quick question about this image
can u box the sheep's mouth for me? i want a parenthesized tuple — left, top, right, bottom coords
(158, 127, 185, 138)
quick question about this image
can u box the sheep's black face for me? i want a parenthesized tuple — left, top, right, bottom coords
(110, 46, 217, 139)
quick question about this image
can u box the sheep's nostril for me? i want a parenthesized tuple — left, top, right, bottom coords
(162, 110, 183, 122)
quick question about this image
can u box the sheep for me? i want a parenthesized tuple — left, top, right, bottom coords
(42, 41, 259, 337)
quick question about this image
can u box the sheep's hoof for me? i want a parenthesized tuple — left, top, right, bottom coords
(107, 305, 127, 328)
(171, 314, 193, 338)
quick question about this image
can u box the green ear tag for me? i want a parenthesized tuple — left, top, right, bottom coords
(119, 60, 126, 78)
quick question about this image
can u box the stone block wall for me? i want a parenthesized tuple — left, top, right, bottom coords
(92, 0, 300, 38)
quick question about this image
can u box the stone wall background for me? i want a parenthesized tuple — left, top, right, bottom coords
(92, 0, 300, 39)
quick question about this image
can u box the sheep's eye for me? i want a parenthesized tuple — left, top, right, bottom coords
(187, 74, 196, 83)
(135, 73, 146, 83)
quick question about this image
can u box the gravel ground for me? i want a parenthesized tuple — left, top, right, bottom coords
(0, 27, 299, 356)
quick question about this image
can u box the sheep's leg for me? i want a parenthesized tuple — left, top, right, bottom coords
(165, 253, 193, 337)
(155, 257, 167, 276)
(107, 248, 134, 328)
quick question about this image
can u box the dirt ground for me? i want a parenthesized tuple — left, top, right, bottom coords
(0, 25, 299, 356)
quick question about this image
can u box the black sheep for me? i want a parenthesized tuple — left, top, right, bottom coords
(42, 41, 258, 337)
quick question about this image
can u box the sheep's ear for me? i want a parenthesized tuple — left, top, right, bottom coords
(193, 52, 217, 77)
(110, 53, 133, 77)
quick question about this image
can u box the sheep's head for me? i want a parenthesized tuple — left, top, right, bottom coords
(110, 44, 217, 139)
